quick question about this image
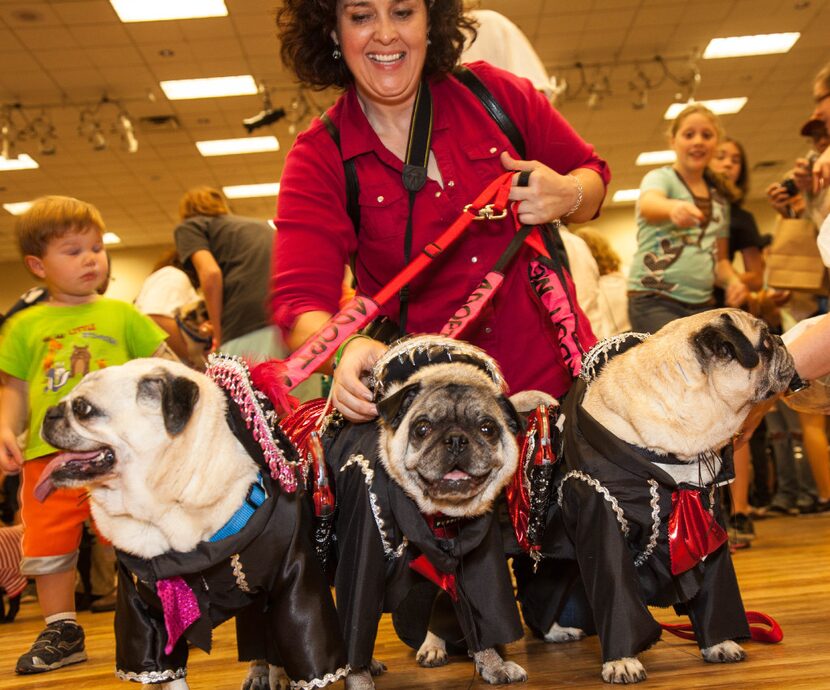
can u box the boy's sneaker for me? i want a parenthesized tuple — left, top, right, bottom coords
(15, 620, 87, 674)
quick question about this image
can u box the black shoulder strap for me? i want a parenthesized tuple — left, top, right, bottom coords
(322, 66, 526, 235)
(321, 111, 361, 233)
(452, 65, 526, 159)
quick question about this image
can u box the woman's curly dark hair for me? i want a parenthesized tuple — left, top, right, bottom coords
(276, 0, 477, 90)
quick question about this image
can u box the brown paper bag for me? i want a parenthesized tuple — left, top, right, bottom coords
(766, 217, 829, 293)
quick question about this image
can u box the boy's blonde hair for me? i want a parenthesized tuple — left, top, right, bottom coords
(16, 195, 105, 258)
(178, 186, 231, 220)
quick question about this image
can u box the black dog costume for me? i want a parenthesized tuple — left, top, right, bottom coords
(313, 338, 524, 672)
(112, 356, 348, 687)
(515, 334, 749, 663)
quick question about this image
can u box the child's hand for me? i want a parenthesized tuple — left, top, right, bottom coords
(0, 428, 23, 474)
(669, 200, 704, 228)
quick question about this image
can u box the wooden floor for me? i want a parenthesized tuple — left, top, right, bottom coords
(1, 513, 828, 690)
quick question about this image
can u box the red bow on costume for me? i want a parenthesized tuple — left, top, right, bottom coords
(409, 555, 458, 601)
(668, 489, 728, 575)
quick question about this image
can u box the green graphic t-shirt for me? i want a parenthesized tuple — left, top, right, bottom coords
(0, 298, 167, 460)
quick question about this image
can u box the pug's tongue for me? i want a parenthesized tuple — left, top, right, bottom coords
(443, 469, 471, 481)
(33, 450, 101, 503)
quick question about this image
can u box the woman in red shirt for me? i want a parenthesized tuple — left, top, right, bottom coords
(272, 0, 610, 420)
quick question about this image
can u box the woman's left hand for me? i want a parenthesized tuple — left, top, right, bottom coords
(501, 151, 580, 226)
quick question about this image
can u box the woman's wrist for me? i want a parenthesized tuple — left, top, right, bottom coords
(562, 174, 584, 218)
(333, 334, 369, 370)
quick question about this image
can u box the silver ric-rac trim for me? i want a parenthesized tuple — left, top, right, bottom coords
(341, 454, 407, 559)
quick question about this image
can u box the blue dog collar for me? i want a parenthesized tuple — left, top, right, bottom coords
(209, 473, 267, 542)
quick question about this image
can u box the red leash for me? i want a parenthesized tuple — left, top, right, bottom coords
(660, 611, 783, 643)
(253, 172, 515, 405)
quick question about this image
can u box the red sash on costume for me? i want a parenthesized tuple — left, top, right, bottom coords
(668, 489, 728, 575)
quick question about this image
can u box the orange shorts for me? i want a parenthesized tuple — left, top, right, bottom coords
(20, 455, 108, 559)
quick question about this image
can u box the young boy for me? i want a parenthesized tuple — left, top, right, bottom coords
(0, 196, 172, 674)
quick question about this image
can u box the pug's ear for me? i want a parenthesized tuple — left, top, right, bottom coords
(376, 383, 421, 430)
(137, 373, 201, 435)
(498, 395, 523, 435)
(693, 315, 760, 369)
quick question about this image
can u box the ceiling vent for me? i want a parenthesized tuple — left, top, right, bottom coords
(138, 115, 181, 131)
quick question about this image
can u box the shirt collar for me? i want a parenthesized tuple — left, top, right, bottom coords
(336, 77, 451, 162)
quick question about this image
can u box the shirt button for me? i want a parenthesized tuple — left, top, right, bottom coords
(485, 327, 492, 334)
(435, 191, 441, 198)
(377, 195, 384, 203)
(448, 181, 455, 187)
(471, 256, 478, 263)
(489, 147, 497, 154)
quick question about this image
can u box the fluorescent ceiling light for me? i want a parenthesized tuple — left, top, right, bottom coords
(3, 201, 33, 215)
(110, 0, 228, 22)
(223, 183, 280, 199)
(103, 232, 122, 245)
(664, 97, 748, 119)
(612, 189, 641, 203)
(196, 136, 280, 157)
(160, 75, 257, 100)
(635, 150, 677, 166)
(0, 154, 39, 171)
(703, 33, 800, 59)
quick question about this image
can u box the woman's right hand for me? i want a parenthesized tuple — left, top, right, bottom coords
(669, 200, 704, 228)
(331, 337, 389, 422)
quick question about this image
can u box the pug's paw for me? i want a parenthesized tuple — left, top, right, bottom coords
(601, 658, 647, 684)
(345, 669, 375, 690)
(474, 648, 528, 684)
(543, 622, 586, 643)
(368, 658, 387, 676)
(269, 665, 289, 690)
(701, 640, 746, 663)
(416, 631, 449, 667)
(241, 661, 269, 690)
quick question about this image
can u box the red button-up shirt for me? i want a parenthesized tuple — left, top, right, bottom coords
(272, 62, 611, 397)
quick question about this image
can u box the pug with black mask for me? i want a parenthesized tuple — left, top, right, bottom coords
(316, 335, 554, 690)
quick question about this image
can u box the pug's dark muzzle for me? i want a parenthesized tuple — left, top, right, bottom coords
(415, 431, 497, 500)
(37, 403, 118, 502)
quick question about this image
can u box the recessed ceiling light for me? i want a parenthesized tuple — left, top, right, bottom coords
(110, 0, 228, 23)
(196, 136, 280, 157)
(612, 189, 641, 203)
(103, 232, 122, 245)
(3, 201, 33, 215)
(635, 150, 677, 166)
(703, 33, 800, 59)
(0, 154, 39, 171)
(222, 183, 280, 199)
(663, 97, 748, 119)
(160, 75, 258, 100)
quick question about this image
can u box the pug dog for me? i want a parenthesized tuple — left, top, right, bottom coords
(316, 336, 553, 690)
(536, 309, 795, 684)
(37, 357, 346, 690)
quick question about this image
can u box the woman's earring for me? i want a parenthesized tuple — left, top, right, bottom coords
(332, 45, 342, 60)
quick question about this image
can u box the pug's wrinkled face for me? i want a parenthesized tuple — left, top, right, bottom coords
(37, 359, 202, 502)
(688, 310, 795, 404)
(584, 308, 797, 460)
(377, 363, 522, 518)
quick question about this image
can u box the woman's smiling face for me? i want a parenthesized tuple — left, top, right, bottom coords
(334, 0, 428, 109)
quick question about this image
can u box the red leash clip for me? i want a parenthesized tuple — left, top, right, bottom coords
(308, 432, 334, 518)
